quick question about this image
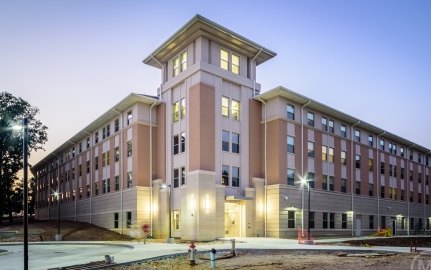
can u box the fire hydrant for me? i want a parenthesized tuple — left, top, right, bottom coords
(210, 248, 217, 269)
(188, 242, 197, 265)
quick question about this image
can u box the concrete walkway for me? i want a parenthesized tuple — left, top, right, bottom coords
(0, 237, 429, 270)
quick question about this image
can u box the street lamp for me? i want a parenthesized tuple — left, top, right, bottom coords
(160, 184, 173, 242)
(53, 192, 61, 241)
(300, 177, 313, 243)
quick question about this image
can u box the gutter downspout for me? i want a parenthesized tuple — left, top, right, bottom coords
(68, 140, 77, 221)
(351, 121, 361, 236)
(251, 48, 263, 97)
(376, 131, 385, 230)
(255, 96, 267, 237)
(149, 101, 158, 238)
(407, 143, 415, 236)
(300, 100, 311, 235)
(150, 55, 164, 99)
(83, 131, 93, 224)
(112, 108, 124, 234)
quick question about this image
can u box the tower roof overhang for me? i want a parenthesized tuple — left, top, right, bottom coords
(143, 14, 277, 69)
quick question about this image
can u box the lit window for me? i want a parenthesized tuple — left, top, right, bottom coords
(173, 51, 187, 77)
(222, 97, 229, 117)
(103, 152, 110, 167)
(368, 159, 374, 172)
(322, 146, 328, 161)
(341, 151, 347, 165)
(287, 136, 295, 153)
(222, 130, 229, 151)
(231, 99, 240, 120)
(231, 54, 240, 74)
(232, 133, 240, 154)
(173, 56, 180, 76)
(328, 147, 334, 163)
(172, 101, 180, 122)
(180, 51, 187, 72)
(127, 141, 132, 157)
(287, 104, 295, 120)
(220, 49, 229, 70)
(173, 210, 180, 230)
(222, 165, 229, 186)
(180, 98, 186, 119)
(232, 166, 240, 187)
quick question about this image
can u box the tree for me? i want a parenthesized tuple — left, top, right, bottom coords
(0, 91, 48, 223)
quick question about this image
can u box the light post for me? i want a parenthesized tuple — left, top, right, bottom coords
(21, 118, 29, 270)
(54, 192, 61, 240)
(301, 177, 314, 244)
(160, 184, 172, 242)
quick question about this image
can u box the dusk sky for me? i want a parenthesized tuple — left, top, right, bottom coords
(1, 1, 430, 167)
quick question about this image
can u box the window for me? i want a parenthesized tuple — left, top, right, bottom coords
(368, 183, 374, 196)
(400, 147, 405, 157)
(409, 151, 413, 161)
(222, 96, 229, 117)
(115, 176, 120, 191)
(86, 160, 90, 174)
(321, 117, 327, 131)
(173, 135, 179, 155)
(427, 219, 430, 230)
(173, 51, 187, 76)
(410, 170, 413, 181)
(127, 211, 132, 228)
(309, 212, 315, 229)
(307, 142, 314, 158)
(394, 165, 397, 177)
(341, 178, 347, 193)
(410, 218, 414, 231)
(401, 190, 405, 201)
(222, 130, 229, 151)
(328, 176, 334, 191)
(368, 159, 374, 172)
(222, 165, 229, 186)
(418, 192, 422, 204)
(106, 124, 110, 137)
(172, 101, 180, 122)
(181, 167, 185, 185)
(115, 147, 120, 162)
(307, 173, 315, 188)
(389, 142, 393, 154)
(322, 175, 328, 190)
(288, 211, 295, 228)
(426, 156, 429, 166)
(86, 137, 90, 149)
(127, 172, 133, 188)
(368, 135, 373, 147)
(328, 148, 334, 163)
(173, 210, 180, 230)
(323, 212, 328, 229)
(232, 166, 240, 187)
(389, 188, 396, 200)
(287, 104, 295, 120)
(95, 132, 99, 144)
(369, 215, 374, 229)
(381, 216, 386, 229)
(380, 139, 385, 150)
(103, 178, 110, 193)
(355, 181, 361, 195)
(287, 169, 295, 186)
(103, 152, 110, 167)
(307, 112, 314, 126)
(127, 111, 132, 125)
(127, 141, 132, 157)
(342, 213, 347, 229)
(389, 164, 393, 177)
(220, 49, 229, 70)
(180, 98, 186, 119)
(86, 185, 90, 197)
(380, 162, 385, 174)
(115, 119, 120, 132)
(329, 213, 335, 228)
(287, 136, 295, 153)
(426, 175, 429, 186)
(418, 154, 422, 163)
(401, 167, 405, 179)
(355, 129, 361, 142)
(181, 132, 186, 153)
(322, 146, 328, 161)
(340, 124, 347, 137)
(355, 154, 361, 169)
(79, 164, 82, 177)
(341, 151, 347, 165)
(95, 182, 99, 195)
(95, 156, 99, 170)
(418, 173, 422, 183)
(231, 99, 240, 120)
(232, 133, 240, 154)
(114, 213, 119, 229)
(231, 54, 240, 74)
(328, 119, 334, 133)
(173, 168, 179, 188)
(381, 186, 385, 198)
(79, 142, 82, 153)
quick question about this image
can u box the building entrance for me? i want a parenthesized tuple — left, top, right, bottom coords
(224, 202, 240, 237)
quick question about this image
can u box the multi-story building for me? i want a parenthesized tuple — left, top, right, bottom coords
(32, 15, 431, 240)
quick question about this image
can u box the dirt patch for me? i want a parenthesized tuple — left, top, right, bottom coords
(0, 220, 132, 241)
(112, 250, 424, 270)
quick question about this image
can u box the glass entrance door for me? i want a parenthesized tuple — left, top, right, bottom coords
(224, 202, 239, 237)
